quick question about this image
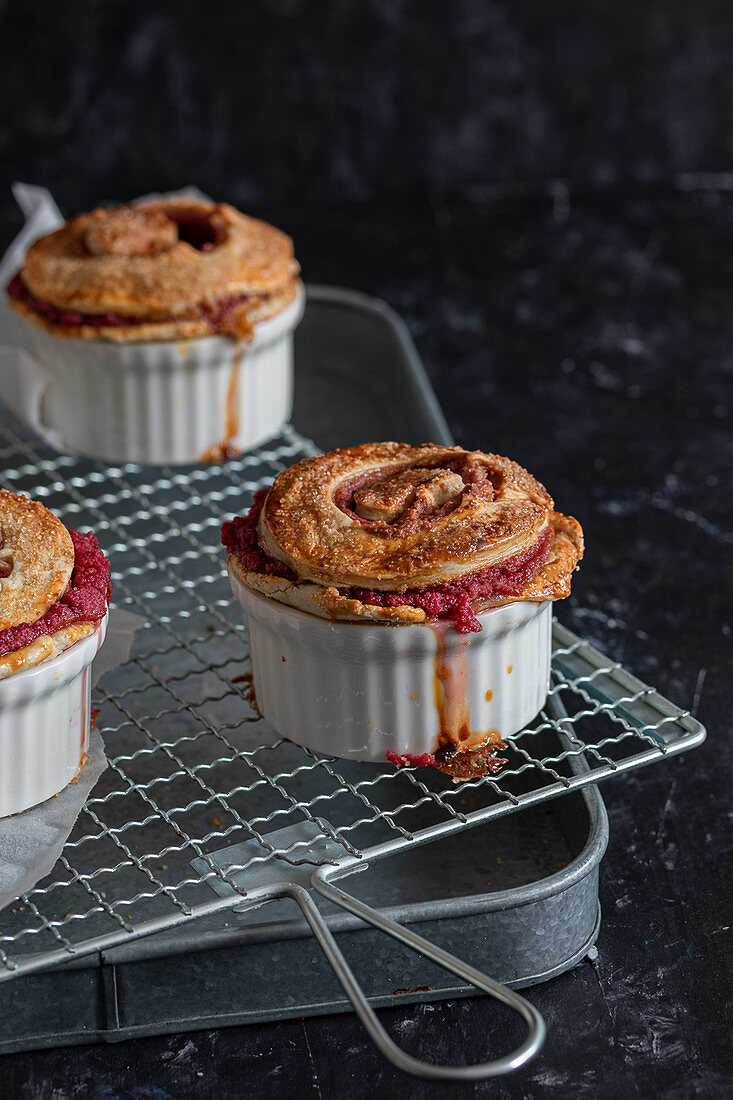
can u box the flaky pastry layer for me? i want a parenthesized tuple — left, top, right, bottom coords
(0, 623, 94, 680)
(230, 511, 583, 625)
(9, 280, 299, 343)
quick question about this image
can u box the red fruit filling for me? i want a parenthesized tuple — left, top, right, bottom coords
(6, 272, 255, 331)
(0, 530, 112, 658)
(223, 486, 553, 634)
(221, 488, 295, 579)
(386, 751, 436, 768)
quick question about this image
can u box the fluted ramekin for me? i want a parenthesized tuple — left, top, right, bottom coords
(4, 287, 304, 465)
(228, 565, 551, 763)
(0, 614, 108, 817)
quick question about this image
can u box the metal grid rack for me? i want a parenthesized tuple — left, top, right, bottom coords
(0, 412, 705, 986)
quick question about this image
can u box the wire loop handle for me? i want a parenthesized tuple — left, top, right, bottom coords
(287, 873, 546, 1081)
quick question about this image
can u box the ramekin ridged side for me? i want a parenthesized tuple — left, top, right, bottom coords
(228, 566, 551, 762)
(19, 286, 304, 465)
(0, 615, 108, 817)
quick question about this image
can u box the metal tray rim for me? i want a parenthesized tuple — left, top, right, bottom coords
(302, 283, 454, 447)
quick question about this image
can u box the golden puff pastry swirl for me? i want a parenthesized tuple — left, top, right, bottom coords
(225, 442, 584, 630)
(7, 198, 300, 342)
(0, 490, 112, 679)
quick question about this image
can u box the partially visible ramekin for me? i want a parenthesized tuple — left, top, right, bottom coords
(5, 287, 304, 465)
(0, 614, 108, 817)
(229, 565, 551, 763)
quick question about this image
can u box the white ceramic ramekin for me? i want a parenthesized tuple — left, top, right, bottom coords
(2, 287, 304, 465)
(0, 614, 108, 817)
(229, 566, 551, 763)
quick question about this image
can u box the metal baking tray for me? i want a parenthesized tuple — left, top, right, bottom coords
(0, 770, 605, 1052)
(0, 287, 704, 1080)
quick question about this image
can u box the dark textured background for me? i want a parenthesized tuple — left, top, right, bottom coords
(4, 0, 733, 213)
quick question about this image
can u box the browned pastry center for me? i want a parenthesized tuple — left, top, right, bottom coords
(353, 467, 466, 524)
(84, 207, 180, 257)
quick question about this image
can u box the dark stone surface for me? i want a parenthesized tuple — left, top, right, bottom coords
(5, 2, 733, 209)
(2, 182, 732, 1097)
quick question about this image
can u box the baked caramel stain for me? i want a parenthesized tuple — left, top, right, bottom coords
(432, 623, 471, 746)
(433, 739, 507, 781)
(484, 688, 493, 701)
(430, 623, 507, 780)
(234, 670, 260, 714)
(200, 440, 241, 464)
(70, 751, 90, 785)
(72, 666, 91, 783)
(198, 339, 248, 464)
(81, 668, 88, 750)
(507, 663, 513, 674)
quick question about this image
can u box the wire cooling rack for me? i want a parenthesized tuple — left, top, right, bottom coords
(0, 412, 705, 984)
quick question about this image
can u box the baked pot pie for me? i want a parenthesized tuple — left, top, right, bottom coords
(222, 442, 584, 778)
(0, 489, 111, 815)
(5, 198, 303, 464)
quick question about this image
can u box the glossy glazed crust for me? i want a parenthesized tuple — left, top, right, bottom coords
(0, 490, 74, 632)
(9, 198, 300, 342)
(230, 441, 585, 626)
(258, 442, 556, 589)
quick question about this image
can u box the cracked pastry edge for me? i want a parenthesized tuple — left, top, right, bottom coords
(9, 277, 301, 344)
(0, 622, 95, 680)
(229, 512, 584, 626)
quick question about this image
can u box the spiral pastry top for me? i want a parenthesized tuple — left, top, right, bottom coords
(0, 490, 112, 678)
(6, 198, 300, 342)
(223, 443, 584, 631)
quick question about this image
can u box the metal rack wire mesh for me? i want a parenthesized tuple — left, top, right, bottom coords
(0, 411, 705, 982)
